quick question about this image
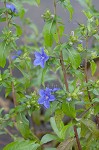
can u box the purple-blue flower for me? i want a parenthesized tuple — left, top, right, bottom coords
(16, 50, 22, 56)
(11, 55, 17, 60)
(34, 48, 49, 68)
(52, 88, 60, 92)
(38, 87, 56, 108)
(6, 3, 17, 13)
(11, 50, 22, 60)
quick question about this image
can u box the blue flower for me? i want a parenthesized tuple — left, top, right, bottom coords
(11, 55, 17, 60)
(34, 48, 49, 68)
(38, 87, 56, 108)
(52, 88, 60, 92)
(16, 50, 22, 56)
(6, 3, 17, 13)
(11, 50, 22, 60)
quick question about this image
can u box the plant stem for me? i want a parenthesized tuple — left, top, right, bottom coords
(54, 1, 82, 150)
(4, 1, 17, 107)
(74, 126, 82, 150)
(96, 115, 99, 129)
(9, 57, 17, 106)
(54, 0, 68, 91)
(85, 35, 99, 128)
(84, 36, 91, 102)
(4, 128, 15, 140)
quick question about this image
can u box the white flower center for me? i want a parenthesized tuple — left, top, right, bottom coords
(41, 56, 45, 60)
(45, 96, 49, 100)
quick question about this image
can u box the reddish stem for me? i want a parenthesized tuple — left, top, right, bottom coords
(73, 126, 82, 150)
(54, 1, 82, 149)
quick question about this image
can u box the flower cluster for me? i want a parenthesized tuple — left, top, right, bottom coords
(38, 87, 60, 108)
(11, 50, 22, 60)
(6, 3, 17, 13)
(34, 48, 49, 68)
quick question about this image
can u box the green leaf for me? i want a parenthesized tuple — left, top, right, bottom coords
(53, 25, 64, 43)
(50, 117, 61, 138)
(32, 110, 41, 125)
(18, 0, 40, 6)
(92, 89, 99, 96)
(57, 138, 76, 150)
(90, 60, 97, 76)
(83, 10, 92, 19)
(94, 105, 99, 115)
(0, 17, 6, 22)
(43, 19, 56, 47)
(62, 102, 76, 118)
(59, 0, 74, 20)
(40, 134, 59, 144)
(60, 122, 74, 139)
(0, 43, 6, 68)
(45, 101, 59, 121)
(81, 119, 99, 138)
(3, 139, 40, 150)
(93, 98, 99, 102)
(55, 109, 64, 130)
(94, 34, 99, 40)
(15, 24, 23, 37)
(68, 49, 81, 69)
(16, 113, 38, 141)
(76, 0, 89, 9)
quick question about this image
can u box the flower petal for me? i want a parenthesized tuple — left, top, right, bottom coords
(34, 59, 41, 66)
(49, 95, 55, 101)
(16, 50, 22, 56)
(38, 97, 44, 104)
(6, 3, 17, 13)
(39, 89, 45, 96)
(44, 55, 49, 61)
(52, 88, 60, 92)
(44, 100, 50, 108)
(45, 87, 52, 93)
(11, 55, 17, 60)
(34, 52, 41, 58)
(40, 60, 45, 68)
(40, 48, 45, 55)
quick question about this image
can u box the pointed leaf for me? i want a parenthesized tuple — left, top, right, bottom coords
(68, 49, 81, 69)
(41, 134, 59, 144)
(57, 138, 76, 150)
(50, 117, 61, 138)
(90, 60, 97, 76)
(3, 140, 40, 150)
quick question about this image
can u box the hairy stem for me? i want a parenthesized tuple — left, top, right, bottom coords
(85, 35, 99, 128)
(74, 126, 82, 150)
(9, 57, 17, 106)
(4, 1, 17, 106)
(84, 36, 91, 101)
(54, 0, 68, 91)
(54, 1, 82, 149)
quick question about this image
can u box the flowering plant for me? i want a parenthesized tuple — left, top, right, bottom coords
(0, 0, 99, 150)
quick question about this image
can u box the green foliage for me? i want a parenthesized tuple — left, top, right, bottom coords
(62, 102, 76, 118)
(0, 0, 99, 149)
(3, 139, 40, 150)
(40, 134, 59, 144)
(59, 0, 74, 20)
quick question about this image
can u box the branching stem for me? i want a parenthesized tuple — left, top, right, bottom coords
(54, 1, 82, 149)
(84, 36, 91, 102)
(4, 1, 17, 107)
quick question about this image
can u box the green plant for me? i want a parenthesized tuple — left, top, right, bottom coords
(0, 0, 99, 150)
